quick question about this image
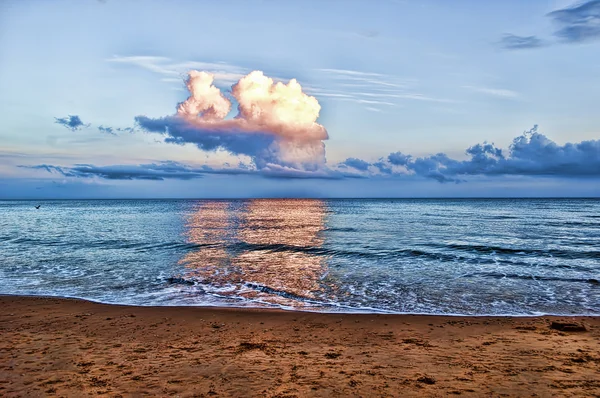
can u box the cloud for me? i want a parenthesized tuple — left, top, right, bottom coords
(500, 1, 600, 49)
(136, 70, 328, 171)
(336, 126, 600, 182)
(317, 68, 385, 78)
(463, 86, 520, 99)
(548, 0, 600, 43)
(358, 30, 379, 39)
(316, 68, 412, 90)
(98, 126, 115, 135)
(112, 57, 448, 114)
(25, 161, 357, 181)
(387, 152, 412, 166)
(25, 162, 210, 181)
(55, 116, 132, 135)
(107, 56, 247, 86)
(25, 125, 600, 184)
(54, 115, 89, 131)
(498, 34, 545, 50)
(372, 159, 393, 174)
(339, 157, 371, 171)
(311, 69, 455, 111)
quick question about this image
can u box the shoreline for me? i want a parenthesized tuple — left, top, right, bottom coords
(2, 294, 597, 317)
(1, 295, 599, 396)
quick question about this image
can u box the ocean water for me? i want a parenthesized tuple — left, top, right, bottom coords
(0, 198, 598, 315)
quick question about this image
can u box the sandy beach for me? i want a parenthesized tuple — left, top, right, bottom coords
(0, 296, 598, 397)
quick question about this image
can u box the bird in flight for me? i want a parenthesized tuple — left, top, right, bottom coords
(35, 205, 41, 209)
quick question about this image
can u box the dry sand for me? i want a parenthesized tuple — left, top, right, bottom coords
(0, 296, 598, 397)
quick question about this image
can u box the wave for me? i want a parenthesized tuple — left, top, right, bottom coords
(462, 272, 599, 285)
(435, 243, 600, 260)
(3, 237, 218, 252)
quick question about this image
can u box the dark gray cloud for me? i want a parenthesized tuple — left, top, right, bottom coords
(498, 34, 545, 50)
(405, 126, 600, 181)
(116, 127, 135, 133)
(98, 126, 115, 135)
(25, 161, 356, 181)
(339, 157, 371, 171)
(548, 0, 600, 43)
(26, 162, 209, 181)
(55, 115, 89, 131)
(134, 115, 278, 169)
(340, 126, 600, 183)
(55, 115, 135, 135)
(388, 152, 412, 166)
(97, 125, 136, 135)
(500, 1, 600, 49)
(372, 159, 392, 174)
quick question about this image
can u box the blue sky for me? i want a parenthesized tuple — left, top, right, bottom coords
(1, 0, 599, 198)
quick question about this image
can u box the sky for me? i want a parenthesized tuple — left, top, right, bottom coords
(1, 0, 599, 198)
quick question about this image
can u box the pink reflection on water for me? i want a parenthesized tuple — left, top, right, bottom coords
(179, 199, 329, 307)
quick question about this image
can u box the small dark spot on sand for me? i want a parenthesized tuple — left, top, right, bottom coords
(417, 375, 436, 385)
(550, 321, 587, 332)
(515, 326, 536, 331)
(238, 342, 267, 352)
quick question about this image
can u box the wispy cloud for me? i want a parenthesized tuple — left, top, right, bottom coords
(356, 92, 457, 103)
(498, 34, 545, 50)
(311, 68, 455, 111)
(463, 86, 520, 99)
(107, 56, 246, 85)
(316, 68, 413, 89)
(316, 68, 385, 77)
(355, 99, 396, 106)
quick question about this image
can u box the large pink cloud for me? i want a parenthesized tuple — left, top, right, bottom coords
(137, 70, 329, 170)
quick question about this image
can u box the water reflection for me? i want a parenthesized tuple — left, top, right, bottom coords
(179, 199, 329, 308)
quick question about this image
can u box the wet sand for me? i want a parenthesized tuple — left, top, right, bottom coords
(0, 296, 598, 397)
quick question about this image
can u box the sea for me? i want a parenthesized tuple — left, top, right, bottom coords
(0, 198, 598, 315)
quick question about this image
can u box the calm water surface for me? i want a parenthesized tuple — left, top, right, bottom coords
(0, 199, 598, 315)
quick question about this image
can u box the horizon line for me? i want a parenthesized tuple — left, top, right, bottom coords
(2, 197, 599, 201)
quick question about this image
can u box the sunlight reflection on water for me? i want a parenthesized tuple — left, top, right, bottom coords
(179, 199, 333, 308)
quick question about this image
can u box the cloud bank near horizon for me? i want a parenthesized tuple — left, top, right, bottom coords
(338, 126, 600, 182)
(24, 161, 353, 181)
(28, 126, 600, 183)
